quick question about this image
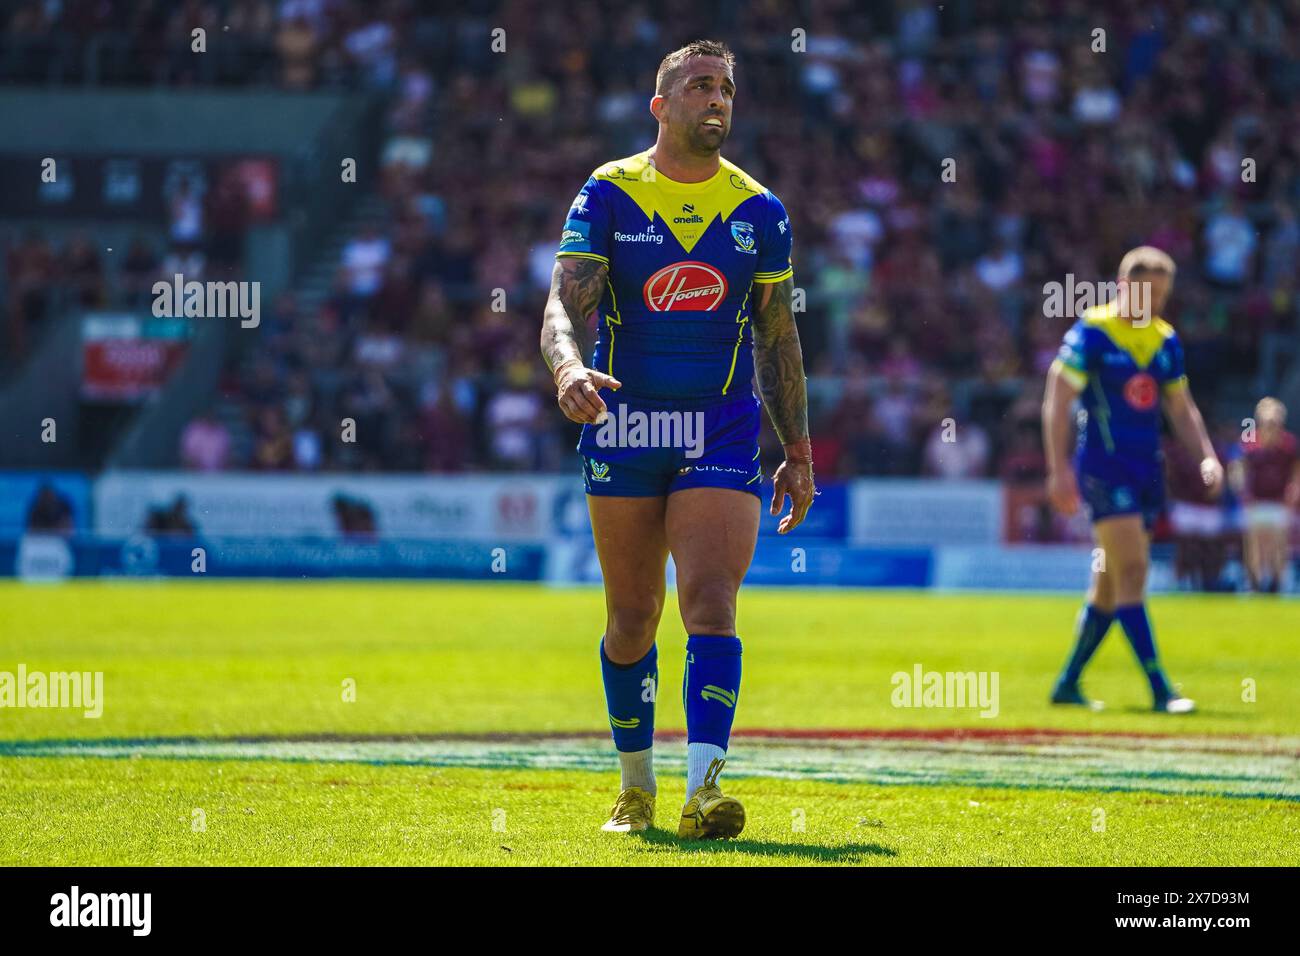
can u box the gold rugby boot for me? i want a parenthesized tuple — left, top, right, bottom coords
(601, 786, 655, 833)
(677, 758, 744, 840)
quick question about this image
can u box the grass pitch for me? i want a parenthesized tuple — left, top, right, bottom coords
(1, 582, 1296, 866)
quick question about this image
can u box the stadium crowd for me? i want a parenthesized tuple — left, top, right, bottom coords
(6, 0, 1299, 488)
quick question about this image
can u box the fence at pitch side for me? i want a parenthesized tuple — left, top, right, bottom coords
(0, 470, 1278, 591)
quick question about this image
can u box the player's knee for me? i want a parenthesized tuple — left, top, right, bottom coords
(679, 577, 739, 635)
(605, 598, 662, 658)
(1112, 558, 1148, 596)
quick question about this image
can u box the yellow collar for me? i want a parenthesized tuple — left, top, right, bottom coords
(595, 151, 765, 252)
(1082, 301, 1174, 369)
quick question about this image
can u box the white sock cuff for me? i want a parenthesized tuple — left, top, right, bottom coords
(686, 742, 726, 796)
(618, 746, 656, 795)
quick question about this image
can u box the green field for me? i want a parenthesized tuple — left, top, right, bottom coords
(1, 581, 1296, 866)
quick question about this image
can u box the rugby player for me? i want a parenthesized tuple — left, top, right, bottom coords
(539, 40, 814, 838)
(1229, 397, 1299, 593)
(1043, 247, 1222, 713)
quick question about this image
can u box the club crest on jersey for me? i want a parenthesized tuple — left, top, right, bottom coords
(730, 220, 756, 253)
(643, 261, 727, 311)
(587, 459, 611, 482)
(1123, 372, 1158, 411)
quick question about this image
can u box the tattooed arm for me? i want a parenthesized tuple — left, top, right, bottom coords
(541, 257, 621, 424)
(752, 276, 815, 533)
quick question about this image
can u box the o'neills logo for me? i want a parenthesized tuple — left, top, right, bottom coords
(643, 261, 727, 311)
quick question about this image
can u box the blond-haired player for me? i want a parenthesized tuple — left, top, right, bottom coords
(1043, 247, 1223, 712)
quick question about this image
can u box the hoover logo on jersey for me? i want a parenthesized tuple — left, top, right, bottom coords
(643, 262, 727, 311)
(1123, 372, 1158, 411)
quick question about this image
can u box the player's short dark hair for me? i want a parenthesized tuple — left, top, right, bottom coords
(655, 40, 736, 95)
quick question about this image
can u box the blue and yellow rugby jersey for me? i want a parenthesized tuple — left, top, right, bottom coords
(556, 150, 793, 406)
(1051, 300, 1188, 469)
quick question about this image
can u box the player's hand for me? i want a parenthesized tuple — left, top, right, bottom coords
(1046, 467, 1081, 516)
(554, 361, 621, 425)
(771, 440, 816, 535)
(1200, 456, 1224, 498)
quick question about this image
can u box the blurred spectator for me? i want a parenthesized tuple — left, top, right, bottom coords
(421, 379, 471, 471)
(873, 376, 919, 452)
(292, 422, 324, 471)
(180, 411, 232, 471)
(161, 243, 205, 283)
(341, 224, 392, 302)
(1164, 435, 1231, 591)
(144, 495, 198, 536)
(252, 405, 294, 470)
(1202, 197, 1257, 291)
(923, 420, 991, 479)
(167, 177, 205, 248)
(484, 362, 547, 470)
(5, 229, 56, 357)
(207, 173, 249, 276)
(974, 238, 1024, 294)
(275, 15, 319, 90)
(64, 233, 105, 308)
(25, 483, 75, 535)
(120, 236, 161, 308)
(332, 494, 377, 540)
(342, 10, 397, 89)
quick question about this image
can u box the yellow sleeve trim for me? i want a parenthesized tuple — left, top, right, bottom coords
(1051, 358, 1087, 390)
(1162, 375, 1188, 393)
(753, 266, 793, 284)
(555, 252, 609, 263)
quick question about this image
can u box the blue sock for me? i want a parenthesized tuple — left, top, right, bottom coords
(1114, 604, 1172, 700)
(683, 635, 742, 749)
(599, 638, 656, 752)
(1058, 604, 1113, 687)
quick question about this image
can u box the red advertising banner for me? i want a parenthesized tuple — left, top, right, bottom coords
(81, 313, 191, 402)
